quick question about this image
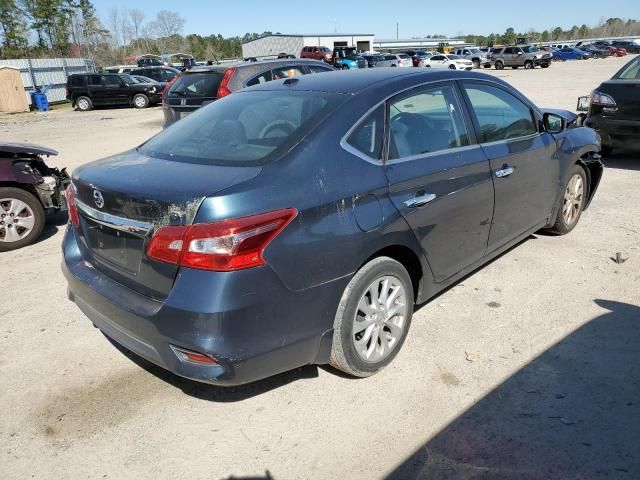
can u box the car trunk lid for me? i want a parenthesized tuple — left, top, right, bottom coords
(71, 150, 262, 299)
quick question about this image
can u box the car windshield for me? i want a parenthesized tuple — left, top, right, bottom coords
(321, 47, 330, 52)
(119, 74, 136, 84)
(139, 91, 347, 166)
(521, 46, 539, 53)
(447, 55, 461, 60)
(469, 48, 481, 54)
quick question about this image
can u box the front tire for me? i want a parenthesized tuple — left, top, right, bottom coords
(495, 61, 504, 70)
(472, 59, 480, 69)
(546, 165, 587, 235)
(132, 93, 149, 109)
(330, 257, 414, 378)
(524, 60, 533, 69)
(448, 64, 456, 70)
(0, 187, 45, 252)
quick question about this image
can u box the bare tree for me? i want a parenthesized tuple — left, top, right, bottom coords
(128, 8, 144, 40)
(151, 10, 184, 38)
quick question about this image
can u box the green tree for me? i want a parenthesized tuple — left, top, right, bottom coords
(0, 0, 28, 57)
(541, 30, 550, 42)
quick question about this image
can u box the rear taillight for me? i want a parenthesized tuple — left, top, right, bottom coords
(65, 185, 79, 226)
(162, 73, 180, 102)
(216, 67, 237, 98)
(147, 208, 297, 271)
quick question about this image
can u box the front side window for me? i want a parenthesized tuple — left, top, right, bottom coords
(615, 58, 640, 79)
(463, 83, 537, 143)
(139, 91, 346, 166)
(346, 105, 384, 160)
(104, 75, 122, 86)
(388, 85, 470, 160)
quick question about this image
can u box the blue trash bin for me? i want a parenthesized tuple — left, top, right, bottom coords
(31, 92, 49, 112)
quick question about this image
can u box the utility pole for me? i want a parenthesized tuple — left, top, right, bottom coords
(396, 22, 399, 40)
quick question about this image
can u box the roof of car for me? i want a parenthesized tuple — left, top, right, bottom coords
(244, 68, 501, 95)
(185, 58, 328, 73)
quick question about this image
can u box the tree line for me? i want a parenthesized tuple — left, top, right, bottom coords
(1, 3, 639, 65)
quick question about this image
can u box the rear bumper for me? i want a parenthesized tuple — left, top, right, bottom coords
(62, 225, 344, 386)
(585, 115, 640, 150)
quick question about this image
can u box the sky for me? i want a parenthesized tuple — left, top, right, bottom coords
(93, 0, 640, 39)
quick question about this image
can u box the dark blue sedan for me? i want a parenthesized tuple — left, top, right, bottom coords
(62, 69, 603, 385)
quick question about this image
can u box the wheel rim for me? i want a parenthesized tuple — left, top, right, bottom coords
(352, 275, 408, 363)
(134, 96, 146, 107)
(0, 198, 35, 243)
(78, 99, 89, 110)
(562, 174, 584, 225)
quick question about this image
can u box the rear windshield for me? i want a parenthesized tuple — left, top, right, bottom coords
(139, 91, 347, 166)
(398, 54, 411, 59)
(167, 72, 224, 98)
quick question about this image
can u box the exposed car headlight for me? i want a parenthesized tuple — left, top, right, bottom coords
(590, 90, 616, 107)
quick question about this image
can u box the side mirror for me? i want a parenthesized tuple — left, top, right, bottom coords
(517, 51, 523, 55)
(576, 95, 590, 112)
(543, 112, 566, 134)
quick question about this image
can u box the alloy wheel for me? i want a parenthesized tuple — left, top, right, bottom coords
(562, 174, 584, 225)
(352, 275, 408, 363)
(77, 99, 89, 110)
(0, 198, 36, 243)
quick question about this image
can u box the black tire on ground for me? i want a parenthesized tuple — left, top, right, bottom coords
(342, 65, 349, 70)
(132, 93, 149, 109)
(541, 63, 550, 68)
(0, 187, 45, 252)
(472, 59, 480, 69)
(524, 60, 533, 69)
(75, 96, 92, 111)
(495, 61, 504, 70)
(449, 64, 456, 70)
(330, 256, 414, 378)
(593, 53, 600, 59)
(545, 164, 588, 235)
(512, 65, 519, 69)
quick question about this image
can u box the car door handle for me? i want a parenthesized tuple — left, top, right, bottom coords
(405, 193, 436, 208)
(495, 166, 514, 178)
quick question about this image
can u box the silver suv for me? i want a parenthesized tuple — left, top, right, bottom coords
(491, 45, 552, 70)
(453, 48, 490, 68)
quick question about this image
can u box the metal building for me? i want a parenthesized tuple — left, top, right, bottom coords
(241, 33, 375, 59)
(373, 38, 467, 52)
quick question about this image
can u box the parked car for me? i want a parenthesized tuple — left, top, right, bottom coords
(591, 40, 627, 56)
(610, 40, 640, 54)
(332, 47, 368, 70)
(300, 46, 332, 62)
(277, 53, 296, 59)
(491, 46, 552, 69)
(577, 45, 610, 59)
(395, 53, 413, 67)
(424, 54, 473, 70)
(131, 75, 164, 90)
(578, 54, 640, 154)
(453, 47, 491, 68)
(66, 73, 161, 111)
(61, 68, 603, 385)
(363, 54, 399, 68)
(1, 143, 70, 251)
(128, 66, 180, 90)
(412, 51, 433, 67)
(162, 59, 335, 127)
(552, 47, 591, 61)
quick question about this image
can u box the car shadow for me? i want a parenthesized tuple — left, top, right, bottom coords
(386, 299, 640, 479)
(36, 211, 68, 243)
(602, 150, 640, 171)
(108, 337, 319, 403)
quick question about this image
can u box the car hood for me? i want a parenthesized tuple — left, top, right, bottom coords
(0, 143, 58, 157)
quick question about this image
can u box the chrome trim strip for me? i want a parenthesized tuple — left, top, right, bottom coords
(76, 199, 153, 237)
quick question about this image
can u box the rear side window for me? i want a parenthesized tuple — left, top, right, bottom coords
(463, 83, 537, 143)
(246, 70, 273, 86)
(347, 105, 384, 160)
(104, 76, 121, 86)
(272, 66, 304, 80)
(388, 85, 470, 160)
(615, 58, 640, 79)
(89, 75, 102, 86)
(139, 91, 346, 166)
(167, 72, 223, 98)
(70, 76, 84, 87)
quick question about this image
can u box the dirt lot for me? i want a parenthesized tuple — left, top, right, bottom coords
(1, 57, 639, 480)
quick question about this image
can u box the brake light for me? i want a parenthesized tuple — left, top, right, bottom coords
(147, 208, 297, 271)
(65, 185, 79, 226)
(162, 73, 180, 102)
(216, 67, 237, 98)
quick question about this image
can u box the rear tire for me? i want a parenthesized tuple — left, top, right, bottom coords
(330, 257, 414, 378)
(546, 164, 587, 235)
(75, 96, 92, 111)
(0, 187, 45, 252)
(132, 94, 149, 109)
(495, 61, 504, 70)
(541, 63, 550, 68)
(524, 60, 533, 69)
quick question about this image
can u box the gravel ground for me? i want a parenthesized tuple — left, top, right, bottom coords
(1, 56, 639, 480)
